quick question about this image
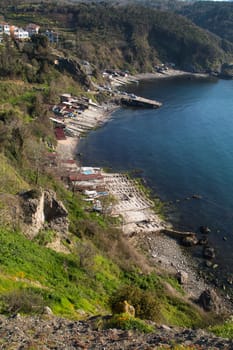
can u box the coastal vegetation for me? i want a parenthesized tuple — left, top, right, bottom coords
(0, 220, 209, 327)
(179, 1, 233, 44)
(0, 1, 233, 346)
(210, 317, 233, 339)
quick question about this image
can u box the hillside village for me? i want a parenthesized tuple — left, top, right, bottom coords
(0, 21, 58, 42)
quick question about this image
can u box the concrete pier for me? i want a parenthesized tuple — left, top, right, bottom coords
(121, 95, 162, 108)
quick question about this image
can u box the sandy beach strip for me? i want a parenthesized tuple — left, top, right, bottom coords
(56, 103, 119, 161)
(56, 137, 79, 160)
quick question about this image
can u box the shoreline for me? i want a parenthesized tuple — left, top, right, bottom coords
(110, 68, 210, 87)
(55, 69, 231, 308)
(56, 103, 119, 161)
(134, 69, 209, 81)
(56, 67, 211, 161)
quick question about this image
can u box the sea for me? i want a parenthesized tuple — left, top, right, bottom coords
(77, 76, 233, 285)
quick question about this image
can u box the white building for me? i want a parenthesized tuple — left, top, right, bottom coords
(13, 27, 29, 40)
(0, 23, 10, 35)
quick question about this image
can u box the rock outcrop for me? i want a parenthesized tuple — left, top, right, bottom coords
(57, 57, 92, 88)
(200, 226, 211, 234)
(198, 289, 221, 313)
(161, 228, 198, 246)
(176, 271, 189, 285)
(20, 189, 45, 237)
(43, 190, 69, 234)
(19, 189, 69, 239)
(203, 247, 216, 259)
(112, 300, 135, 317)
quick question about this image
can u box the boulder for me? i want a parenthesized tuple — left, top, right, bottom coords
(43, 306, 53, 316)
(181, 235, 198, 246)
(192, 194, 202, 199)
(198, 237, 208, 246)
(113, 300, 135, 317)
(160, 324, 171, 331)
(205, 260, 213, 268)
(198, 289, 221, 312)
(199, 226, 211, 234)
(203, 247, 215, 259)
(176, 271, 188, 285)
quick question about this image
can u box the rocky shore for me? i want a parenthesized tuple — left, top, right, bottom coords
(134, 69, 209, 82)
(0, 313, 232, 349)
(110, 68, 210, 87)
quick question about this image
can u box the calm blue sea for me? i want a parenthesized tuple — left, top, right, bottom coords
(77, 77, 233, 280)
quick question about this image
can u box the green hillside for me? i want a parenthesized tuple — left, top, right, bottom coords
(179, 1, 233, 44)
(0, 2, 232, 72)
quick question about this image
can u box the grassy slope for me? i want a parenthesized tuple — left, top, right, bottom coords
(0, 153, 28, 194)
(0, 225, 207, 327)
(0, 228, 121, 318)
(0, 147, 207, 326)
(210, 318, 233, 339)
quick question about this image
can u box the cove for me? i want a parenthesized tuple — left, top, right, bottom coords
(77, 77, 233, 281)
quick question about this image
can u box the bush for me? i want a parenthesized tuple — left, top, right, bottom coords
(1, 288, 45, 315)
(110, 285, 162, 322)
(105, 313, 154, 333)
(210, 317, 233, 339)
(33, 229, 56, 246)
(76, 240, 96, 271)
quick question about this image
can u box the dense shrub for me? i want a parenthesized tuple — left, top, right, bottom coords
(2, 289, 45, 314)
(104, 313, 154, 333)
(110, 285, 162, 322)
